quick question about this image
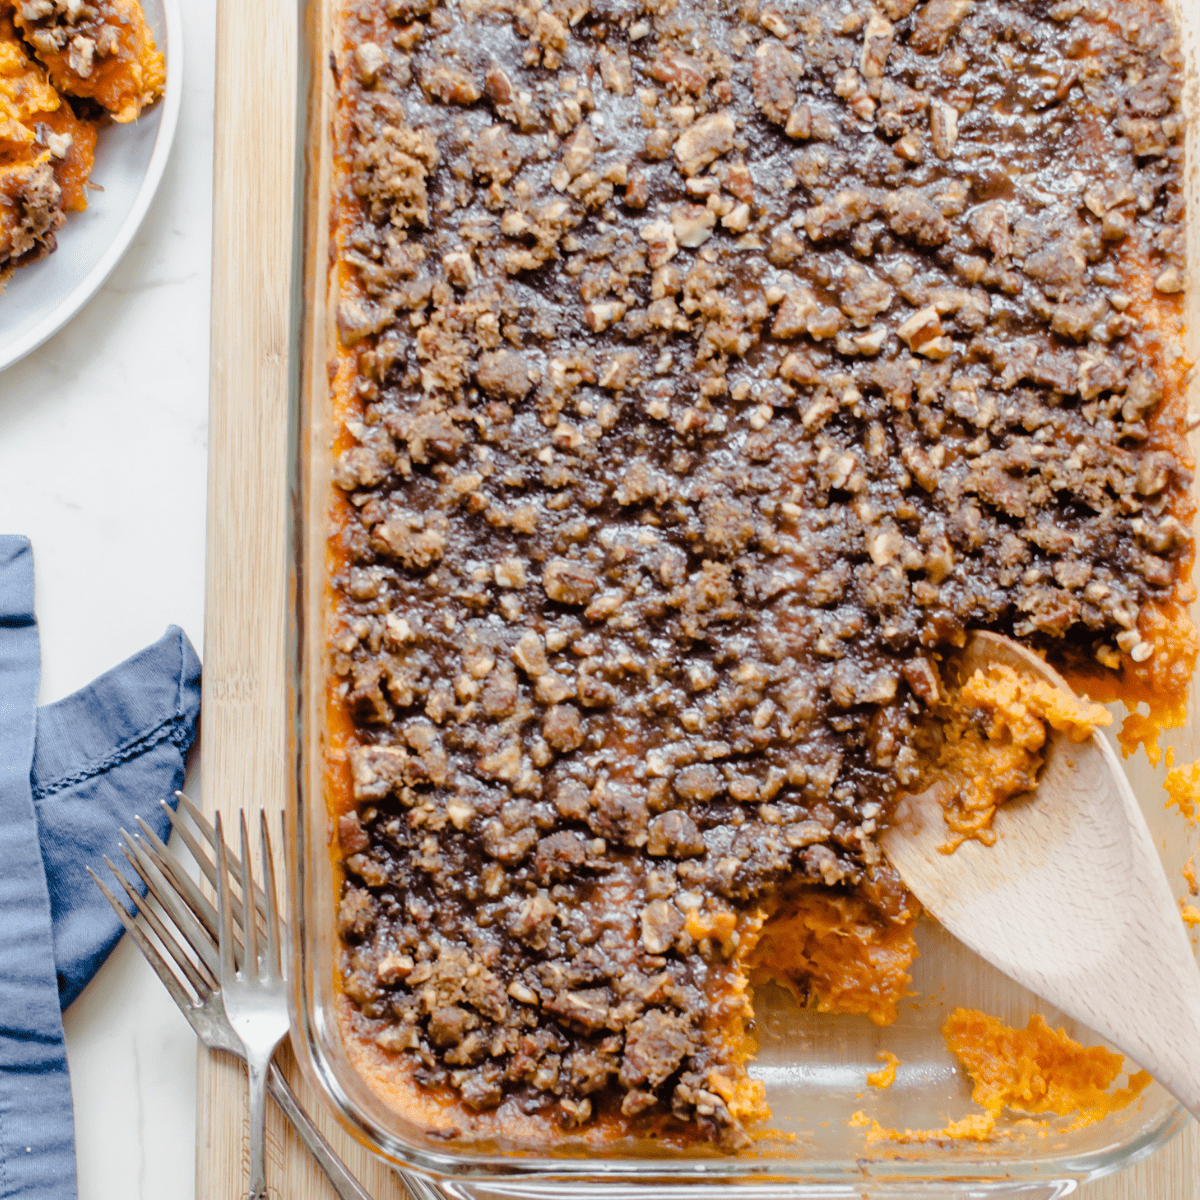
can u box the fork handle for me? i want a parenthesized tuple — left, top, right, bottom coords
(246, 1051, 273, 1200)
(266, 1062, 375, 1200)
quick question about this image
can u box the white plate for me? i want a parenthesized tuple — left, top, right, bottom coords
(0, 0, 182, 374)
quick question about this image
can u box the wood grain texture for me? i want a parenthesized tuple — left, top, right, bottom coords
(200, 0, 408, 1196)
(199, 0, 1199, 1194)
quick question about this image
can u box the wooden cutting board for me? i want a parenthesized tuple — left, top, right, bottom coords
(198, 0, 408, 1195)
(197, 0, 1198, 1195)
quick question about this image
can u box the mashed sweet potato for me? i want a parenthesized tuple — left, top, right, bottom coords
(927, 663, 1113, 851)
(745, 888, 920, 1027)
(11, 0, 163, 124)
(852, 1008, 1151, 1144)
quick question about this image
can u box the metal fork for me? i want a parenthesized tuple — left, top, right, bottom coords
(214, 809, 293, 1200)
(103, 799, 446, 1200)
(157, 798, 447, 1200)
(90, 831, 373, 1200)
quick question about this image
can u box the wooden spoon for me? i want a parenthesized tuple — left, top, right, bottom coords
(881, 630, 1200, 1120)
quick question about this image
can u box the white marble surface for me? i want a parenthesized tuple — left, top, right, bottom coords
(0, 0, 215, 1196)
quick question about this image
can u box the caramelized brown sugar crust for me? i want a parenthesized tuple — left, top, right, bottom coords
(325, 0, 1193, 1150)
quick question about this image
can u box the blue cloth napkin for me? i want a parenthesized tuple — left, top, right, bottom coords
(33, 621, 202, 1008)
(0, 535, 201, 1200)
(0, 539, 68, 1200)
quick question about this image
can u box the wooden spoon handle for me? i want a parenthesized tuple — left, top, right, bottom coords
(1076, 731, 1200, 1122)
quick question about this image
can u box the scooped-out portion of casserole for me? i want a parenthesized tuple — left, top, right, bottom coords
(324, 0, 1193, 1150)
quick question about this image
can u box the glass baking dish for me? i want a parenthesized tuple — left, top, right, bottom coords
(285, 0, 1200, 1191)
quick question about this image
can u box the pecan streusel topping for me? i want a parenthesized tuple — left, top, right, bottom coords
(325, 0, 1193, 1148)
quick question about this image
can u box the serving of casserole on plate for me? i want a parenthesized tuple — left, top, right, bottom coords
(0, 0, 179, 373)
(289, 0, 1199, 1185)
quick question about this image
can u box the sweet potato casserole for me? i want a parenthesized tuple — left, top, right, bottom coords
(323, 0, 1193, 1149)
(0, 0, 163, 282)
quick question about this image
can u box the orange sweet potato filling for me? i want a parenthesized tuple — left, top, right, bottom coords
(10, 0, 163, 124)
(745, 888, 920, 1027)
(1062, 244, 1198, 762)
(0, 14, 91, 262)
(867, 1050, 900, 1090)
(852, 1009, 1151, 1144)
(928, 663, 1112, 851)
(36, 100, 94, 211)
(0, 16, 58, 151)
(1164, 759, 1200, 823)
(946, 1008, 1152, 1123)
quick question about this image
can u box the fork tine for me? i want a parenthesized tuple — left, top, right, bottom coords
(120, 833, 225, 976)
(239, 810, 259, 974)
(260, 809, 282, 981)
(215, 812, 238, 986)
(105, 856, 214, 997)
(162, 799, 220, 891)
(134, 815, 223, 939)
(166, 797, 268, 924)
(89, 866, 201, 1015)
(176, 791, 251, 882)
(176, 790, 218, 850)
